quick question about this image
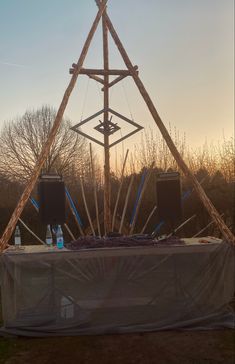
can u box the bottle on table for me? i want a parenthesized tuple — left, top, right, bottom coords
(14, 225, 21, 248)
(56, 225, 64, 249)
(45, 224, 53, 248)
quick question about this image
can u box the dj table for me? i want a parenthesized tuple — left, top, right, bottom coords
(0, 238, 234, 336)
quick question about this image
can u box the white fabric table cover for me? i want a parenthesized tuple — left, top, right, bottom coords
(0, 239, 234, 336)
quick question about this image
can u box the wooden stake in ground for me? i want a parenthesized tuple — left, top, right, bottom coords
(80, 178, 96, 237)
(141, 205, 157, 234)
(65, 188, 84, 237)
(66, 195, 84, 237)
(95, 0, 235, 244)
(192, 214, 225, 238)
(90, 143, 101, 236)
(19, 218, 46, 245)
(0, 1, 107, 252)
(129, 164, 154, 235)
(119, 174, 134, 234)
(112, 149, 129, 231)
(167, 214, 197, 238)
(63, 223, 76, 241)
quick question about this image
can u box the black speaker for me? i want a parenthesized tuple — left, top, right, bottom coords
(38, 175, 66, 225)
(156, 172, 182, 221)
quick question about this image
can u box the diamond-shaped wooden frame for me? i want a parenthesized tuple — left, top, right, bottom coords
(71, 107, 143, 148)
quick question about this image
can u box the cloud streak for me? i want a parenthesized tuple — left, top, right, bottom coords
(0, 61, 26, 68)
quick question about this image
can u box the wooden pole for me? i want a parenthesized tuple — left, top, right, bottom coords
(0, 1, 107, 252)
(63, 223, 76, 241)
(192, 213, 225, 238)
(96, 1, 235, 243)
(119, 174, 134, 234)
(111, 149, 129, 231)
(18, 218, 46, 245)
(140, 205, 157, 234)
(88, 74, 104, 85)
(80, 178, 96, 236)
(129, 164, 154, 235)
(167, 214, 197, 238)
(102, 2, 111, 234)
(70, 67, 133, 76)
(90, 143, 101, 236)
(101, 66, 138, 90)
(66, 193, 84, 237)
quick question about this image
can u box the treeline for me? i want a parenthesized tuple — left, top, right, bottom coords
(0, 106, 234, 242)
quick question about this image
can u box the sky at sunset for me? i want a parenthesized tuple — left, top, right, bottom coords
(0, 0, 234, 159)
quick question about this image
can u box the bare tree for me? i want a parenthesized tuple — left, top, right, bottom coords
(132, 127, 234, 183)
(218, 137, 235, 181)
(187, 138, 234, 182)
(134, 125, 186, 172)
(0, 105, 89, 181)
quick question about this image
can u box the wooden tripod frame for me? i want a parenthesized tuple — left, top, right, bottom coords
(0, 0, 234, 251)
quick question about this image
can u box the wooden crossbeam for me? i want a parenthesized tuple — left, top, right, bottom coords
(70, 66, 132, 76)
(88, 74, 104, 85)
(78, 66, 138, 89)
(101, 65, 138, 90)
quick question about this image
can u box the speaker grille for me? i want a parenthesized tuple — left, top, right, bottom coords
(38, 178, 66, 225)
(156, 172, 182, 221)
